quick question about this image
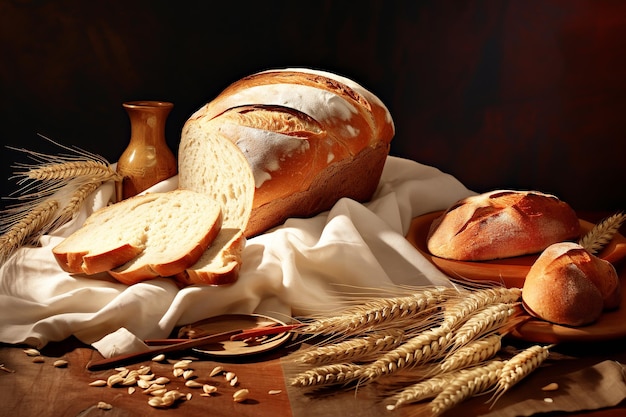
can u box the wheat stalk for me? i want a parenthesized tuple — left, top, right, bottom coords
(298, 287, 451, 336)
(430, 360, 504, 416)
(385, 372, 458, 410)
(1, 137, 119, 266)
(22, 160, 120, 183)
(450, 303, 519, 348)
(0, 199, 59, 263)
(579, 212, 626, 254)
(489, 344, 553, 405)
(443, 287, 521, 330)
(440, 333, 503, 374)
(294, 329, 405, 365)
(361, 325, 452, 383)
(290, 363, 364, 388)
(51, 180, 103, 228)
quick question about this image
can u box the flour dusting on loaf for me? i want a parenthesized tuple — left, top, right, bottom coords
(178, 68, 395, 237)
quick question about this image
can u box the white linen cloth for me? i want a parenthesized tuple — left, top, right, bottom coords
(0, 156, 474, 357)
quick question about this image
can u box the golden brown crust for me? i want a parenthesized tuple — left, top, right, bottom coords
(181, 68, 395, 237)
(244, 141, 389, 237)
(426, 190, 580, 261)
(522, 242, 620, 326)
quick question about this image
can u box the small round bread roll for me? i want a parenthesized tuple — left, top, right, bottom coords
(522, 242, 620, 326)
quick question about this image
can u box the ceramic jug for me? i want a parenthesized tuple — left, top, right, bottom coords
(116, 101, 177, 200)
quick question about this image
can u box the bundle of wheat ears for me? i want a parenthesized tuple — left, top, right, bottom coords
(286, 215, 625, 416)
(0, 137, 121, 264)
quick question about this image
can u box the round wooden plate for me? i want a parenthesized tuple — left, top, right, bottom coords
(407, 211, 626, 343)
(178, 314, 292, 357)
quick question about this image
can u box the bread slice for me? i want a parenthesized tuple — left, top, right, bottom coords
(174, 228, 245, 286)
(177, 117, 255, 285)
(52, 190, 222, 284)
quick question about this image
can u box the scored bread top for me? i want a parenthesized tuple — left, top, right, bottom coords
(52, 190, 222, 284)
(179, 68, 394, 237)
(427, 190, 581, 261)
(521, 242, 620, 326)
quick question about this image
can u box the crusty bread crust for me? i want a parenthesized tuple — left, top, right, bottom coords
(174, 68, 394, 285)
(522, 242, 620, 326)
(426, 190, 580, 261)
(180, 68, 395, 237)
(246, 140, 389, 237)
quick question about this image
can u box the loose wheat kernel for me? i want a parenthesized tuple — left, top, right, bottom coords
(210, 366, 224, 377)
(152, 354, 166, 362)
(233, 388, 249, 403)
(89, 380, 107, 387)
(541, 382, 559, 391)
(203, 384, 218, 394)
(185, 380, 204, 388)
(23, 348, 40, 357)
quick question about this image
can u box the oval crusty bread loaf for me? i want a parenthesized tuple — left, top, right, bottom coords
(426, 190, 580, 261)
(178, 68, 395, 237)
(522, 242, 620, 326)
(52, 190, 222, 285)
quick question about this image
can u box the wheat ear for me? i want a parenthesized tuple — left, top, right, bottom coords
(450, 303, 519, 348)
(294, 329, 405, 365)
(430, 360, 504, 416)
(298, 287, 451, 336)
(440, 333, 503, 374)
(290, 363, 364, 388)
(51, 180, 103, 228)
(443, 287, 521, 330)
(361, 325, 452, 383)
(579, 212, 626, 254)
(0, 199, 59, 263)
(21, 160, 120, 183)
(489, 344, 553, 405)
(385, 372, 459, 410)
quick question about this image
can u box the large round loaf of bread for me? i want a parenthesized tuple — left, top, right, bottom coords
(426, 190, 580, 261)
(178, 68, 395, 237)
(522, 242, 620, 326)
(52, 190, 222, 285)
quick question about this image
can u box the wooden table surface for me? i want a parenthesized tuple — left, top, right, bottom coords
(1, 212, 625, 417)
(2, 333, 626, 417)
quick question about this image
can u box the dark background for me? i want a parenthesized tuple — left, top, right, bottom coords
(1, 0, 625, 213)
